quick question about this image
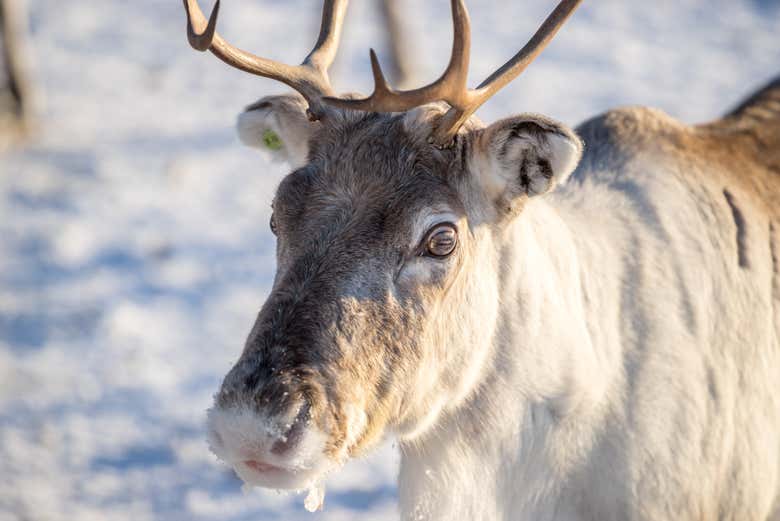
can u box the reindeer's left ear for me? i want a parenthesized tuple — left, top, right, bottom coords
(469, 114, 583, 211)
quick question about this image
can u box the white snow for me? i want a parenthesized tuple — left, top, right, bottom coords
(1, 0, 778, 519)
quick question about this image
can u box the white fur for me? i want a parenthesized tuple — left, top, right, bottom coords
(397, 149, 780, 520)
(207, 405, 331, 490)
(545, 134, 581, 186)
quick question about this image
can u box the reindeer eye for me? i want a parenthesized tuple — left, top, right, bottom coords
(424, 224, 458, 258)
(269, 213, 277, 235)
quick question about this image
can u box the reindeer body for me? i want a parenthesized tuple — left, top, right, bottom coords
(181, 1, 780, 519)
(212, 82, 780, 521)
(398, 83, 780, 521)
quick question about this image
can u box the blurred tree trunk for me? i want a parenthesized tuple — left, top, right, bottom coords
(0, 0, 33, 147)
(378, 0, 415, 89)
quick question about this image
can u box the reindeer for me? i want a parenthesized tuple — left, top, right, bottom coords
(182, 1, 780, 519)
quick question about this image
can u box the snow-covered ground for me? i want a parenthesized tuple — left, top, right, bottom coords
(1, 1, 778, 520)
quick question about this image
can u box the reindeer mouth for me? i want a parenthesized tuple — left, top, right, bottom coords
(207, 404, 333, 491)
(244, 459, 282, 473)
(235, 458, 327, 491)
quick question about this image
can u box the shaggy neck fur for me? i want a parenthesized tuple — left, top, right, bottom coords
(396, 116, 780, 518)
(397, 194, 612, 520)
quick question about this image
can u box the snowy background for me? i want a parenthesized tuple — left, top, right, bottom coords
(1, 0, 778, 520)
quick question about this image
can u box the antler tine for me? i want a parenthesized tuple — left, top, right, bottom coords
(185, 0, 219, 51)
(323, 0, 472, 114)
(433, 0, 583, 145)
(304, 0, 349, 77)
(183, 0, 349, 118)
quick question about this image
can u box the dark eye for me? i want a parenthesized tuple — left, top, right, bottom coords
(424, 224, 458, 257)
(269, 213, 277, 235)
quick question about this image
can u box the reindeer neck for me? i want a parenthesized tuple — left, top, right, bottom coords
(397, 198, 612, 521)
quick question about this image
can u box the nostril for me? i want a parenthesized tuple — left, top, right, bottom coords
(271, 401, 310, 455)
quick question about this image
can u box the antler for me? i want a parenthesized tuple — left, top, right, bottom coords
(183, 0, 349, 119)
(324, 0, 583, 146)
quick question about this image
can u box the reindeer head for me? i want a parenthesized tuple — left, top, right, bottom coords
(185, 0, 583, 491)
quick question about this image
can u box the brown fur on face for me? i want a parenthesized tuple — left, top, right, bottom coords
(218, 108, 472, 458)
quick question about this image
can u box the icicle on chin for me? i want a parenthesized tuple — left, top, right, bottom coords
(239, 478, 326, 512)
(304, 483, 326, 512)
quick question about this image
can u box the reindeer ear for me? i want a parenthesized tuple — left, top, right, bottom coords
(236, 94, 317, 169)
(469, 114, 583, 213)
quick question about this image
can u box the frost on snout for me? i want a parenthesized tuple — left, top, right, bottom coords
(206, 345, 337, 491)
(207, 370, 370, 498)
(206, 288, 377, 494)
(206, 400, 330, 491)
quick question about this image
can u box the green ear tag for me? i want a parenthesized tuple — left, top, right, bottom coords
(263, 129, 283, 151)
